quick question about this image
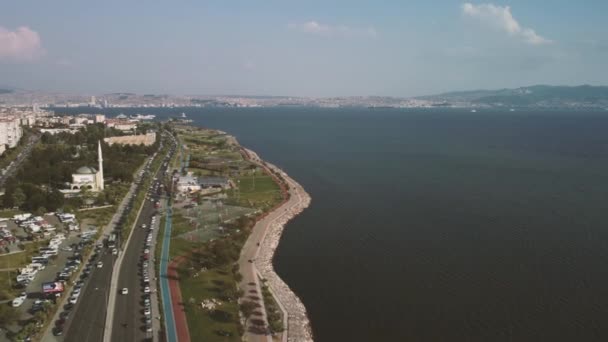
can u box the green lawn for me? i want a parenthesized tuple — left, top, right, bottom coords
(166, 124, 286, 341)
(76, 205, 116, 227)
(0, 241, 43, 269)
(169, 236, 198, 259)
(178, 265, 241, 342)
(227, 173, 283, 210)
(0, 270, 19, 300)
(0, 209, 25, 219)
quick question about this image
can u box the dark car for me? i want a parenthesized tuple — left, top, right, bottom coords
(52, 327, 63, 336)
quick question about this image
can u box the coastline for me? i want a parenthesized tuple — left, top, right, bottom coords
(242, 148, 314, 342)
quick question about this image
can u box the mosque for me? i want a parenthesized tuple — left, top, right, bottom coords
(62, 141, 105, 192)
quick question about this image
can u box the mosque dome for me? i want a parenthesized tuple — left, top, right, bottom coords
(75, 166, 97, 174)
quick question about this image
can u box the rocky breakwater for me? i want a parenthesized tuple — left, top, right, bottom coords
(246, 149, 314, 342)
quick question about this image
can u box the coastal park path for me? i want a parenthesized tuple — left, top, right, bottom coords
(237, 148, 304, 342)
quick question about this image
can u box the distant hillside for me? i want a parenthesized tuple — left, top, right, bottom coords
(0, 88, 14, 95)
(418, 85, 608, 108)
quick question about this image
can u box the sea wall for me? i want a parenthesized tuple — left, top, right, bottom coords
(245, 149, 314, 342)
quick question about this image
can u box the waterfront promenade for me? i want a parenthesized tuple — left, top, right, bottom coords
(239, 149, 313, 342)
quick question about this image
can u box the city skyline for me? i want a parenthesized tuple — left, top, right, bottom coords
(1, 1, 608, 97)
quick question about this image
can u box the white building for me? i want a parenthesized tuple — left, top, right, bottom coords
(0, 117, 23, 149)
(64, 141, 105, 192)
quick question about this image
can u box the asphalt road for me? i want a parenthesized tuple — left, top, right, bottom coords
(110, 196, 157, 342)
(62, 251, 114, 342)
(58, 184, 140, 342)
(0, 133, 40, 187)
(111, 150, 173, 342)
(59, 135, 173, 342)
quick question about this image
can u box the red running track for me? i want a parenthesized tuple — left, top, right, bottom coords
(168, 256, 191, 342)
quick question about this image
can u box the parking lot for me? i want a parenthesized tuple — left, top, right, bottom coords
(0, 213, 100, 341)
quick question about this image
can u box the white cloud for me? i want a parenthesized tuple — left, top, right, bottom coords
(0, 26, 45, 61)
(462, 3, 552, 45)
(288, 21, 377, 39)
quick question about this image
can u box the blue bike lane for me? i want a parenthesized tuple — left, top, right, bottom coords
(160, 199, 177, 342)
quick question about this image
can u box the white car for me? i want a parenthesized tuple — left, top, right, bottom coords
(143, 286, 150, 294)
(143, 276, 150, 283)
(121, 288, 129, 295)
(144, 307, 151, 315)
(141, 224, 147, 229)
(97, 261, 103, 268)
(11, 293, 27, 307)
(69, 296, 78, 304)
(112, 248, 118, 255)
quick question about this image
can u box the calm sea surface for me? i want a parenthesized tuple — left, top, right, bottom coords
(65, 107, 608, 341)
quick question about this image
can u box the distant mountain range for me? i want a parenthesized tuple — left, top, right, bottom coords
(417, 85, 608, 109)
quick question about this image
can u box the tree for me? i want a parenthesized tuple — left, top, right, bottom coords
(239, 300, 258, 327)
(46, 189, 65, 211)
(12, 188, 26, 208)
(33, 310, 46, 323)
(80, 187, 95, 206)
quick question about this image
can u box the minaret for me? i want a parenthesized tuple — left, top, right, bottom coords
(97, 140, 104, 190)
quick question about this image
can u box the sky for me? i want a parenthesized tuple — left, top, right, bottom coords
(1, 0, 608, 97)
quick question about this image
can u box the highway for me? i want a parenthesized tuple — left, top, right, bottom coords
(110, 139, 174, 342)
(62, 251, 114, 342)
(56, 133, 174, 342)
(57, 165, 149, 342)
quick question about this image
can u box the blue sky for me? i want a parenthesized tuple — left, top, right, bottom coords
(1, 0, 607, 97)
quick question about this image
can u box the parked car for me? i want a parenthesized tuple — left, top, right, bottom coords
(52, 327, 63, 336)
(12, 293, 27, 307)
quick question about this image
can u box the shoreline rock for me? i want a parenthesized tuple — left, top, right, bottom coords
(245, 148, 314, 342)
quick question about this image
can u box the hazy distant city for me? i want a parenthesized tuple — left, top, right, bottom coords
(2, 85, 608, 110)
